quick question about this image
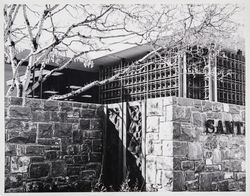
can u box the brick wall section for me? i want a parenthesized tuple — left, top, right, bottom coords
(145, 97, 245, 191)
(5, 96, 104, 193)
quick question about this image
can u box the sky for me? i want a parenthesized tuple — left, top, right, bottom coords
(8, 4, 246, 62)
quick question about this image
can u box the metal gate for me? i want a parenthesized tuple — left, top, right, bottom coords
(103, 101, 146, 191)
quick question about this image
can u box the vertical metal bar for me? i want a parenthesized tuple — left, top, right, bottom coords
(141, 99, 146, 186)
(122, 102, 127, 180)
(214, 55, 218, 102)
(32, 68, 35, 98)
(208, 52, 213, 101)
(183, 52, 187, 98)
(40, 80, 43, 99)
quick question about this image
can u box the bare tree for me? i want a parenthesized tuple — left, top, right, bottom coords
(4, 4, 242, 100)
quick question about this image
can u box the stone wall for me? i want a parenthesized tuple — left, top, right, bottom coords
(5, 96, 104, 192)
(145, 97, 245, 191)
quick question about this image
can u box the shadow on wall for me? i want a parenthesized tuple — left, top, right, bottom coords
(101, 101, 145, 192)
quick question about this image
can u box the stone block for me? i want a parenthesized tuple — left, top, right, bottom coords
(147, 98, 163, 116)
(173, 106, 191, 122)
(228, 180, 241, 191)
(166, 105, 173, 121)
(6, 187, 25, 193)
(51, 161, 66, 177)
(163, 96, 176, 106)
(224, 172, 234, 179)
(5, 119, 23, 129)
(186, 179, 199, 191)
(185, 171, 195, 181)
(29, 156, 44, 163)
(45, 150, 58, 160)
(212, 148, 222, 164)
(212, 102, 223, 112)
(159, 121, 174, 140)
(217, 180, 229, 191)
(29, 163, 50, 178)
(80, 109, 96, 118)
(146, 156, 157, 184)
(50, 111, 60, 121)
(54, 123, 72, 137)
(37, 138, 61, 146)
(194, 160, 205, 173)
(63, 155, 74, 164)
(5, 173, 23, 189)
(73, 102, 82, 108)
(67, 166, 81, 176)
(6, 144, 21, 156)
(59, 101, 72, 111)
(11, 156, 30, 173)
(161, 170, 173, 190)
(86, 130, 102, 139)
(205, 165, 221, 172)
(23, 98, 43, 110)
(92, 139, 102, 152)
(38, 123, 53, 138)
(5, 97, 10, 108)
(177, 97, 193, 106)
(96, 106, 104, 117)
(66, 144, 82, 155)
(192, 113, 202, 127)
(72, 130, 83, 144)
(162, 141, 173, 156)
(181, 161, 194, 170)
(173, 141, 188, 157)
(173, 157, 187, 170)
(229, 105, 240, 114)
(67, 109, 80, 118)
(73, 155, 88, 164)
(147, 116, 159, 133)
(199, 172, 213, 191)
(211, 182, 218, 191)
(25, 145, 44, 156)
(241, 111, 245, 121)
(222, 160, 242, 172)
(80, 170, 96, 180)
(90, 153, 102, 162)
(9, 97, 23, 105)
(151, 142, 162, 156)
(156, 157, 173, 170)
(178, 126, 199, 142)
(212, 171, 224, 182)
(234, 172, 246, 181)
(44, 100, 59, 111)
(188, 142, 202, 160)
(31, 111, 50, 122)
(146, 133, 159, 141)
(221, 113, 232, 121)
(9, 106, 31, 119)
(193, 100, 202, 111)
(202, 101, 213, 112)
(80, 119, 90, 130)
(156, 169, 162, 184)
(90, 120, 102, 129)
(206, 112, 222, 119)
(85, 163, 101, 173)
(173, 171, 185, 191)
(81, 140, 92, 152)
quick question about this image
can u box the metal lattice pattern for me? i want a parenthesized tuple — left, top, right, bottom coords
(99, 48, 245, 105)
(127, 104, 142, 171)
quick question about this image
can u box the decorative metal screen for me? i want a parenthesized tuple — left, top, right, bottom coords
(99, 47, 245, 105)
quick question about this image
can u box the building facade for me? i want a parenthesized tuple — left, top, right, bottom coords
(99, 45, 245, 105)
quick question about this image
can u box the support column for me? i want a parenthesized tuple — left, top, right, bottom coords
(183, 53, 187, 98)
